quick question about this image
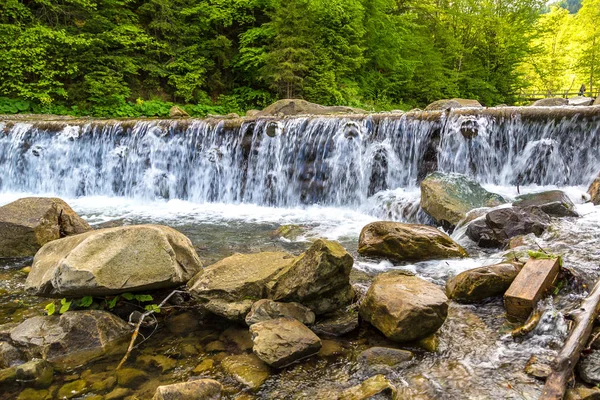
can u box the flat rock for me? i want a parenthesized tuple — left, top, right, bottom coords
(257, 99, 365, 117)
(446, 262, 522, 302)
(568, 96, 594, 106)
(245, 299, 315, 326)
(153, 379, 222, 400)
(188, 252, 294, 321)
(532, 98, 568, 107)
(249, 317, 321, 368)
(10, 310, 131, 369)
(0, 197, 91, 258)
(358, 221, 468, 262)
(425, 98, 481, 111)
(221, 353, 270, 390)
(26, 224, 202, 296)
(513, 190, 578, 217)
(420, 172, 506, 227)
(357, 347, 413, 367)
(359, 271, 448, 342)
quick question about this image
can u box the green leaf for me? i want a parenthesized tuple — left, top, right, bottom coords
(144, 304, 161, 314)
(78, 296, 94, 308)
(121, 293, 135, 301)
(59, 298, 72, 314)
(45, 302, 56, 316)
(107, 296, 119, 309)
(134, 294, 153, 302)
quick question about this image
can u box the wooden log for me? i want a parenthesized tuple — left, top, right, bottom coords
(504, 258, 560, 319)
(540, 279, 600, 400)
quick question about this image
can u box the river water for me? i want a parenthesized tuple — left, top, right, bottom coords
(0, 108, 599, 399)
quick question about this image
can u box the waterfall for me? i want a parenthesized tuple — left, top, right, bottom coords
(0, 108, 599, 211)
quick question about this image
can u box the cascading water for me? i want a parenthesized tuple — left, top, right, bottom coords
(1, 108, 598, 217)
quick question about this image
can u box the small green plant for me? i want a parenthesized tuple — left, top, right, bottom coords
(528, 250, 563, 267)
(44, 293, 158, 315)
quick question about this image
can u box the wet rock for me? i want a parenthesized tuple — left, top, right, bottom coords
(169, 106, 189, 118)
(358, 221, 468, 262)
(532, 97, 568, 107)
(0, 197, 91, 258)
(257, 99, 364, 117)
(221, 353, 270, 390)
(339, 375, 397, 400)
(357, 347, 413, 367)
(524, 355, 552, 379)
(311, 309, 359, 337)
(57, 379, 88, 399)
(446, 262, 522, 302)
(588, 173, 600, 205)
(105, 387, 131, 400)
(417, 334, 439, 352)
(513, 190, 578, 217)
(193, 359, 214, 374)
(116, 367, 147, 388)
(359, 271, 448, 342)
(15, 359, 53, 388)
(578, 350, 600, 385)
(466, 207, 550, 248)
(17, 388, 51, 400)
(420, 172, 507, 227)
(318, 340, 346, 357)
(153, 379, 222, 400)
(245, 299, 315, 326)
(569, 96, 594, 106)
(268, 239, 355, 315)
(188, 252, 294, 321)
(166, 312, 200, 335)
(205, 340, 226, 352)
(270, 224, 306, 240)
(220, 326, 254, 352)
(0, 341, 24, 368)
(136, 354, 177, 372)
(10, 310, 131, 369)
(565, 385, 600, 400)
(0, 366, 16, 385)
(249, 317, 321, 368)
(26, 224, 202, 296)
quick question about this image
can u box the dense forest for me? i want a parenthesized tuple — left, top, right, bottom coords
(0, 0, 598, 117)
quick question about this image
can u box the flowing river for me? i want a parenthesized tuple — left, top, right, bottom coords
(0, 106, 599, 399)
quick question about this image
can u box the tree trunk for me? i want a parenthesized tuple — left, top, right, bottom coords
(540, 279, 600, 400)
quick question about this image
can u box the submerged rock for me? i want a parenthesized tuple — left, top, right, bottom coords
(420, 172, 507, 227)
(446, 262, 522, 302)
(357, 347, 413, 367)
(245, 299, 315, 326)
(15, 359, 54, 388)
(188, 252, 294, 321)
(466, 207, 550, 248)
(26, 224, 202, 296)
(249, 317, 321, 368)
(153, 379, 222, 400)
(588, 173, 600, 205)
(513, 190, 578, 217)
(9, 310, 131, 369)
(339, 375, 397, 400)
(0, 197, 91, 258)
(359, 271, 448, 342)
(268, 239, 355, 315)
(532, 98, 568, 107)
(358, 221, 468, 262)
(221, 353, 270, 390)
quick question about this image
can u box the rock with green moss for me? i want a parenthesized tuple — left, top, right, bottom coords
(0, 197, 91, 258)
(446, 262, 522, 302)
(358, 221, 468, 262)
(17, 388, 51, 400)
(0, 366, 17, 385)
(57, 379, 88, 399)
(339, 375, 397, 400)
(268, 239, 355, 315)
(188, 251, 294, 321)
(25, 224, 202, 297)
(105, 387, 131, 400)
(221, 353, 270, 391)
(271, 224, 306, 240)
(15, 359, 54, 388)
(250, 317, 321, 368)
(10, 311, 131, 370)
(360, 271, 448, 342)
(116, 368, 148, 388)
(153, 379, 222, 400)
(420, 172, 507, 227)
(136, 354, 177, 372)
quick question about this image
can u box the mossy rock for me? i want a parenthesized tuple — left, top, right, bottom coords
(57, 379, 88, 399)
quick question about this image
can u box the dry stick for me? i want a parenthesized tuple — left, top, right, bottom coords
(116, 290, 183, 370)
(540, 279, 600, 400)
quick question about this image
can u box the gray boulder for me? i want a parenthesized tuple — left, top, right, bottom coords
(425, 98, 481, 111)
(568, 96, 594, 106)
(359, 271, 448, 342)
(257, 99, 364, 117)
(532, 98, 568, 107)
(249, 317, 321, 368)
(9, 310, 131, 370)
(26, 225, 202, 296)
(245, 299, 315, 326)
(513, 190, 578, 217)
(0, 197, 91, 258)
(152, 379, 222, 400)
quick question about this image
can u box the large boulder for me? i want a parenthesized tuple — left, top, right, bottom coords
(446, 262, 522, 302)
(532, 98, 568, 107)
(425, 98, 481, 111)
(420, 172, 507, 227)
(588, 173, 600, 205)
(513, 190, 578, 217)
(358, 221, 467, 262)
(152, 379, 222, 400)
(267, 239, 354, 315)
(9, 311, 131, 369)
(568, 96, 594, 106)
(257, 99, 364, 117)
(466, 207, 550, 248)
(249, 317, 321, 368)
(359, 271, 448, 342)
(25, 225, 202, 297)
(0, 197, 91, 258)
(188, 252, 294, 321)
(245, 299, 315, 326)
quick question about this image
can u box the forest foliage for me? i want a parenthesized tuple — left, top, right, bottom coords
(0, 0, 597, 117)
